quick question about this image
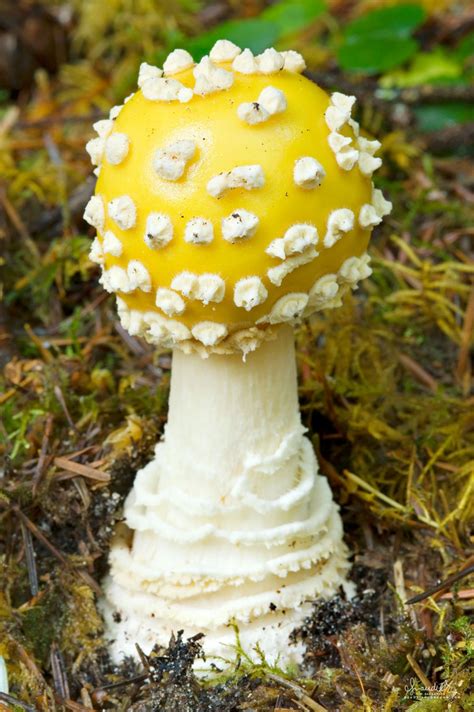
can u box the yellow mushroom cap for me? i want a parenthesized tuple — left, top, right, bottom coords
(85, 44, 392, 356)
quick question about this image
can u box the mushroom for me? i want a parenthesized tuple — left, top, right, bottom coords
(85, 43, 392, 667)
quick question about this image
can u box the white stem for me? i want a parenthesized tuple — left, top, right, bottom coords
(0, 656, 8, 695)
(163, 323, 301, 497)
(103, 325, 351, 666)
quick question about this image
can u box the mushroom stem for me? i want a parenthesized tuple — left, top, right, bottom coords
(164, 324, 302, 494)
(103, 325, 351, 666)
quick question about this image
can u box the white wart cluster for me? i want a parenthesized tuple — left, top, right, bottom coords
(86, 120, 130, 175)
(238, 86, 287, 125)
(184, 218, 214, 244)
(83, 195, 105, 231)
(324, 209, 354, 248)
(234, 276, 268, 311)
(84, 44, 306, 175)
(135, 44, 305, 108)
(325, 92, 382, 176)
(232, 47, 305, 75)
(171, 272, 225, 305)
(138, 62, 193, 103)
(207, 165, 265, 198)
(114, 251, 374, 350)
(163, 49, 194, 75)
(266, 225, 319, 287)
(193, 56, 234, 95)
(261, 252, 373, 325)
(84, 43, 392, 356)
(108, 196, 136, 231)
(144, 213, 173, 249)
(359, 187, 392, 228)
(294, 157, 326, 189)
(222, 209, 259, 242)
(100, 260, 151, 295)
(153, 140, 196, 181)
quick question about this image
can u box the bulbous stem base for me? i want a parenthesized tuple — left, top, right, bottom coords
(102, 325, 351, 667)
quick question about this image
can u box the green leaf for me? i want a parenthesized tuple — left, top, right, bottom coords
(453, 31, 474, 63)
(261, 0, 326, 35)
(381, 48, 462, 88)
(338, 3, 426, 74)
(186, 19, 280, 61)
(414, 102, 473, 132)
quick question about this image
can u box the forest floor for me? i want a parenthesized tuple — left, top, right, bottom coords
(0, 1, 473, 710)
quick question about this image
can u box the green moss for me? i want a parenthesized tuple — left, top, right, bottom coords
(20, 587, 66, 664)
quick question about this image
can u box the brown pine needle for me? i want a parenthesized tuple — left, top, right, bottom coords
(11, 506, 102, 596)
(406, 653, 431, 689)
(53, 456, 110, 483)
(398, 353, 438, 392)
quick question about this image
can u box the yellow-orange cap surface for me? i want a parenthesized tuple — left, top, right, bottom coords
(84, 43, 391, 355)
